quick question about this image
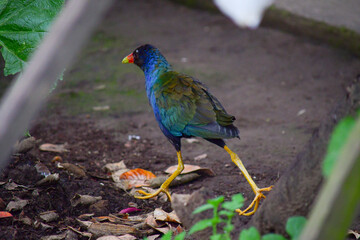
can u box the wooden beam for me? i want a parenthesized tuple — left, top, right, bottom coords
(0, 0, 114, 169)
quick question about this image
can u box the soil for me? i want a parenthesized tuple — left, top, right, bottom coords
(1, 0, 360, 239)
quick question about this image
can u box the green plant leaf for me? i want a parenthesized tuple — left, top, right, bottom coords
(24, 130, 31, 137)
(261, 233, 286, 240)
(219, 210, 235, 218)
(219, 209, 233, 215)
(0, 0, 64, 76)
(286, 216, 307, 240)
(161, 231, 172, 240)
(207, 195, 225, 206)
(189, 219, 213, 235)
(193, 203, 214, 214)
(239, 227, 261, 240)
(223, 224, 234, 234)
(210, 234, 224, 240)
(323, 116, 356, 177)
(174, 232, 186, 240)
(222, 193, 244, 211)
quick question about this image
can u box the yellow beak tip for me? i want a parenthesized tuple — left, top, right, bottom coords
(122, 57, 129, 64)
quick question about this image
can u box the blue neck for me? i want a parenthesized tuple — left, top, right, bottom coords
(143, 54, 172, 92)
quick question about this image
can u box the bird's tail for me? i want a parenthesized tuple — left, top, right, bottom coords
(184, 123, 240, 139)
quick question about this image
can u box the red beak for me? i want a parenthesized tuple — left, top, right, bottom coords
(122, 53, 134, 64)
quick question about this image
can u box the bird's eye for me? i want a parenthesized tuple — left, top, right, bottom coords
(135, 50, 139, 53)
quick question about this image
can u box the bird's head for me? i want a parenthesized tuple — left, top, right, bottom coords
(122, 44, 171, 74)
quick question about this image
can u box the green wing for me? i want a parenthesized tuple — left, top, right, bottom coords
(153, 71, 235, 137)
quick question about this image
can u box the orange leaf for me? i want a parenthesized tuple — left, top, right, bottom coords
(119, 168, 156, 189)
(0, 211, 13, 218)
(120, 168, 156, 180)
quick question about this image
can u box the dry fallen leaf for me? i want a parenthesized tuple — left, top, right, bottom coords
(0, 211, 13, 218)
(71, 194, 102, 207)
(146, 235, 161, 240)
(88, 222, 136, 237)
(194, 153, 207, 161)
(153, 208, 181, 224)
(4, 182, 22, 191)
(6, 199, 28, 212)
(96, 236, 121, 240)
(165, 164, 215, 176)
(39, 210, 59, 223)
(39, 143, 69, 153)
(78, 213, 94, 220)
(58, 163, 86, 177)
(67, 225, 93, 238)
(111, 169, 130, 183)
(19, 214, 32, 225)
(145, 214, 165, 229)
(103, 161, 127, 173)
(119, 168, 156, 189)
(13, 137, 37, 153)
(40, 233, 66, 240)
(117, 234, 137, 240)
(36, 173, 59, 186)
(94, 216, 117, 223)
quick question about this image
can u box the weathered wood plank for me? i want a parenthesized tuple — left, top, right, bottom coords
(0, 0, 114, 169)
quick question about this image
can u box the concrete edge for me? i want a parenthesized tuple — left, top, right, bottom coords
(169, 0, 360, 58)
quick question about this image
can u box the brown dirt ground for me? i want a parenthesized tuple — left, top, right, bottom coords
(1, 0, 360, 239)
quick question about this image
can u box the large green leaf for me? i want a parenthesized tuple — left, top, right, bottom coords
(222, 193, 244, 211)
(323, 115, 356, 177)
(261, 233, 286, 240)
(239, 227, 261, 240)
(285, 216, 307, 240)
(189, 218, 213, 235)
(0, 0, 64, 76)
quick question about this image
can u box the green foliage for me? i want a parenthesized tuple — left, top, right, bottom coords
(161, 231, 173, 240)
(188, 218, 213, 235)
(323, 112, 359, 177)
(239, 216, 307, 240)
(189, 194, 244, 239)
(0, 0, 64, 76)
(239, 227, 261, 240)
(173, 232, 186, 240)
(152, 197, 306, 240)
(261, 234, 287, 240)
(285, 216, 307, 240)
(24, 130, 31, 137)
(157, 230, 186, 240)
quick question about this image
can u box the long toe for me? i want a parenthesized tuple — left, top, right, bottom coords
(136, 187, 172, 201)
(237, 185, 273, 216)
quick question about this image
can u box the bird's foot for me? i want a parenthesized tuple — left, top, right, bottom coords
(136, 186, 172, 202)
(236, 185, 273, 216)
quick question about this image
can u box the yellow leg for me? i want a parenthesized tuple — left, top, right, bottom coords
(224, 145, 273, 216)
(136, 151, 184, 202)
